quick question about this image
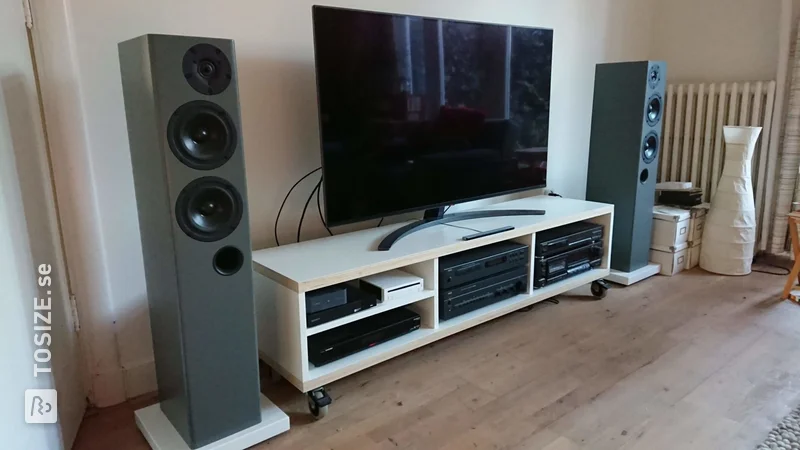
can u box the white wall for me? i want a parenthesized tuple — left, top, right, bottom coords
(650, 0, 782, 82)
(45, 0, 656, 405)
(1, 0, 85, 446)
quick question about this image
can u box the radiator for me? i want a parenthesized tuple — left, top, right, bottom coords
(659, 81, 777, 252)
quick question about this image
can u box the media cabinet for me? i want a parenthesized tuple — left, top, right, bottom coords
(252, 195, 613, 417)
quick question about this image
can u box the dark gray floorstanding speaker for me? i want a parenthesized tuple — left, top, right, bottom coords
(586, 61, 666, 273)
(118, 34, 261, 449)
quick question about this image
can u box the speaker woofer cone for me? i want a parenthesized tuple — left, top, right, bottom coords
(642, 132, 659, 164)
(182, 43, 232, 95)
(646, 94, 662, 126)
(168, 101, 237, 170)
(176, 177, 243, 242)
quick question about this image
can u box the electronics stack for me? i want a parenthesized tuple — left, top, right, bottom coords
(438, 242, 530, 321)
(533, 222, 604, 288)
(305, 270, 425, 366)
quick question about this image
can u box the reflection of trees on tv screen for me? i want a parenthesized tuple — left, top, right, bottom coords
(511, 28, 552, 149)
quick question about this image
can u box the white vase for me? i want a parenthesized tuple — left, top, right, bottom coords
(699, 126, 761, 275)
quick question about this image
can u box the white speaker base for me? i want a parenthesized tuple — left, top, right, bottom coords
(135, 394, 289, 450)
(606, 263, 661, 286)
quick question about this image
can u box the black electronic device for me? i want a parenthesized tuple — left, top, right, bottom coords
(439, 241, 529, 289)
(313, 6, 552, 250)
(534, 243, 603, 288)
(657, 189, 703, 207)
(535, 222, 604, 258)
(306, 284, 348, 314)
(439, 267, 529, 321)
(307, 286, 379, 327)
(307, 307, 421, 366)
(313, 6, 553, 227)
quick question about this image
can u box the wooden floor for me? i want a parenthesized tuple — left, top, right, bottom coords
(73, 269, 800, 450)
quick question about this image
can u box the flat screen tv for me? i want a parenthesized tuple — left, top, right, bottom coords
(312, 6, 554, 230)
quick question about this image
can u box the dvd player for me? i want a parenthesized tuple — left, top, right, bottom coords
(440, 241, 529, 289)
(535, 221, 603, 258)
(307, 307, 421, 366)
(440, 266, 529, 321)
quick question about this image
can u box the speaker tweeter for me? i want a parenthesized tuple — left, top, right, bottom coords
(182, 43, 233, 95)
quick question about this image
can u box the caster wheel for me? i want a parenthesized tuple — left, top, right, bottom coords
(591, 280, 609, 299)
(307, 388, 332, 420)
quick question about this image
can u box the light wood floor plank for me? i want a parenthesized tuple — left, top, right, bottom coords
(71, 269, 800, 450)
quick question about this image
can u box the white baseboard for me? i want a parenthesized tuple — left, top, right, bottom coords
(90, 368, 127, 407)
(123, 359, 157, 399)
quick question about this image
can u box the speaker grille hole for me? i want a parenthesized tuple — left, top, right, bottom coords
(642, 132, 659, 164)
(168, 101, 237, 170)
(176, 177, 243, 242)
(646, 94, 662, 126)
(640, 168, 649, 184)
(213, 246, 244, 276)
(182, 43, 232, 95)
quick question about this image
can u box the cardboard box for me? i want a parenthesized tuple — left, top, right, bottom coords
(650, 242, 689, 276)
(652, 206, 691, 252)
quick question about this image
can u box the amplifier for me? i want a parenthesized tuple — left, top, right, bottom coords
(534, 242, 603, 288)
(440, 241, 529, 289)
(440, 267, 529, 321)
(535, 222, 603, 258)
(307, 307, 420, 366)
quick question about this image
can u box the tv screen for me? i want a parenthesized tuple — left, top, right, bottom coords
(312, 6, 553, 226)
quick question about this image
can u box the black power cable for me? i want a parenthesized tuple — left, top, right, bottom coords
(298, 179, 322, 243)
(274, 167, 321, 246)
(316, 177, 333, 237)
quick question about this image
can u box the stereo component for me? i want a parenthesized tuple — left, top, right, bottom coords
(586, 61, 666, 273)
(439, 241, 529, 289)
(534, 243, 603, 288)
(119, 34, 260, 448)
(535, 222, 603, 258)
(439, 267, 529, 321)
(307, 307, 421, 366)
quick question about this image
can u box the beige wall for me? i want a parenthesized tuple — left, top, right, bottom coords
(650, 0, 782, 82)
(46, 0, 658, 404)
(1, 0, 84, 446)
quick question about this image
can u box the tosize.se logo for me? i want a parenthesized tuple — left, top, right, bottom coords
(25, 389, 57, 424)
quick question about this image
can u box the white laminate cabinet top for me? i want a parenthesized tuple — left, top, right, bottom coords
(252, 196, 613, 291)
